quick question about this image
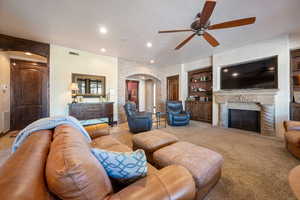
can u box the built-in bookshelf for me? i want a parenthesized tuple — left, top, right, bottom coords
(185, 67, 213, 123)
(291, 49, 300, 120)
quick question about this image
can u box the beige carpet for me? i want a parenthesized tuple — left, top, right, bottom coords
(112, 121, 300, 200)
(0, 121, 299, 200)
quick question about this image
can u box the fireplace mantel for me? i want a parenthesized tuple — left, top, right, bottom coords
(214, 89, 279, 136)
(214, 89, 279, 105)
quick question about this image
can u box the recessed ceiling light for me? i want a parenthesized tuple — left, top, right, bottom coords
(99, 26, 107, 34)
(232, 73, 239, 77)
(24, 52, 32, 56)
(223, 69, 228, 73)
(146, 42, 153, 48)
(32, 62, 37, 65)
(100, 48, 107, 53)
(150, 60, 155, 64)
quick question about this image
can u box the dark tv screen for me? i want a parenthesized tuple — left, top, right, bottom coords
(221, 56, 278, 90)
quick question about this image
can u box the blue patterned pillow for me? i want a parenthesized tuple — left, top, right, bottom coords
(91, 148, 147, 183)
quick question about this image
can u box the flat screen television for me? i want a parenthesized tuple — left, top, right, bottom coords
(221, 56, 278, 90)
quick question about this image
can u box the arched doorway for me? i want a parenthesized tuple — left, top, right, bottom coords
(119, 73, 162, 123)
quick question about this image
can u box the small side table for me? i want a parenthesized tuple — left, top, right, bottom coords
(153, 112, 167, 129)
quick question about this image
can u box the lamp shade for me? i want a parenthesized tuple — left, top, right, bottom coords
(70, 83, 79, 91)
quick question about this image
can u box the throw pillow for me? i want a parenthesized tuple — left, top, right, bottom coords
(91, 148, 147, 183)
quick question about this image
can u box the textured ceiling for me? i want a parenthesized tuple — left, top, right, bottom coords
(1, 0, 300, 66)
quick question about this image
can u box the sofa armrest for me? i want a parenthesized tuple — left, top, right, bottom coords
(289, 166, 300, 200)
(284, 121, 300, 132)
(108, 165, 195, 200)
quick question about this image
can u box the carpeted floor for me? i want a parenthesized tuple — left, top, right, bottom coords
(111, 121, 300, 200)
(0, 121, 299, 200)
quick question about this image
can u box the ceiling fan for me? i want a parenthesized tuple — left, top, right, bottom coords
(158, 0, 256, 50)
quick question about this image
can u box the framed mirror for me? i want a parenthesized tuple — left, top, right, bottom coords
(72, 73, 106, 97)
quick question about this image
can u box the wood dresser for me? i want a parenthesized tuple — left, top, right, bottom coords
(69, 102, 114, 125)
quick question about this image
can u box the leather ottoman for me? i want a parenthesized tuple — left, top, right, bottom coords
(132, 130, 178, 163)
(153, 141, 223, 200)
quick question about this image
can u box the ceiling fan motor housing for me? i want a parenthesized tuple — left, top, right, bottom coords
(191, 12, 210, 30)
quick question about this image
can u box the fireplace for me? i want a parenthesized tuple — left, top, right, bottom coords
(214, 89, 278, 136)
(228, 109, 261, 133)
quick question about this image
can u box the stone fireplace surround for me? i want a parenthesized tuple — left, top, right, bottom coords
(214, 89, 279, 136)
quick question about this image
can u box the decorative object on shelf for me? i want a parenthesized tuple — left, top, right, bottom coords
(70, 83, 79, 104)
(294, 91, 300, 104)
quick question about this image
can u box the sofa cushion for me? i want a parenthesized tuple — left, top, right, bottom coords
(92, 135, 158, 177)
(0, 130, 54, 200)
(46, 125, 113, 200)
(91, 148, 147, 183)
(92, 135, 132, 152)
(85, 123, 110, 139)
(133, 130, 178, 153)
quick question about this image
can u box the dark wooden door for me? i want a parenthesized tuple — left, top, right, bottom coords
(167, 75, 179, 101)
(11, 59, 49, 130)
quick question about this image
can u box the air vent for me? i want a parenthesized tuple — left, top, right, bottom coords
(69, 51, 79, 56)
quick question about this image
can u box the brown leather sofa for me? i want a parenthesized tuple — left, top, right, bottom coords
(284, 121, 300, 159)
(289, 165, 300, 200)
(0, 125, 196, 200)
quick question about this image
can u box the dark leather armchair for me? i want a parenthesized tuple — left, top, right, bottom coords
(124, 102, 152, 133)
(166, 101, 190, 126)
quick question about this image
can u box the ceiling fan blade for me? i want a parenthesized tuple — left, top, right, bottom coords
(203, 32, 219, 47)
(158, 29, 193, 33)
(175, 33, 197, 50)
(208, 17, 256, 30)
(199, 0, 216, 27)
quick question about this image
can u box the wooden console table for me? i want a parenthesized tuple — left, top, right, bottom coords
(69, 102, 114, 126)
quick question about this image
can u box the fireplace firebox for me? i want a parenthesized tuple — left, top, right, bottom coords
(228, 109, 261, 133)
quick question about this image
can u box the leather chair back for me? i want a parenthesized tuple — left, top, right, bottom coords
(124, 101, 137, 118)
(166, 101, 183, 114)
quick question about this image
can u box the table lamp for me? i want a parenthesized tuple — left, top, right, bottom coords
(70, 83, 79, 103)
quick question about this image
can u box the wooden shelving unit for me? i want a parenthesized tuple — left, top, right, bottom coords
(290, 49, 300, 120)
(185, 67, 213, 123)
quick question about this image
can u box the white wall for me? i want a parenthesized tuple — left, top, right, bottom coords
(50, 45, 118, 120)
(290, 32, 300, 50)
(0, 52, 10, 133)
(212, 35, 290, 137)
(139, 80, 145, 111)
